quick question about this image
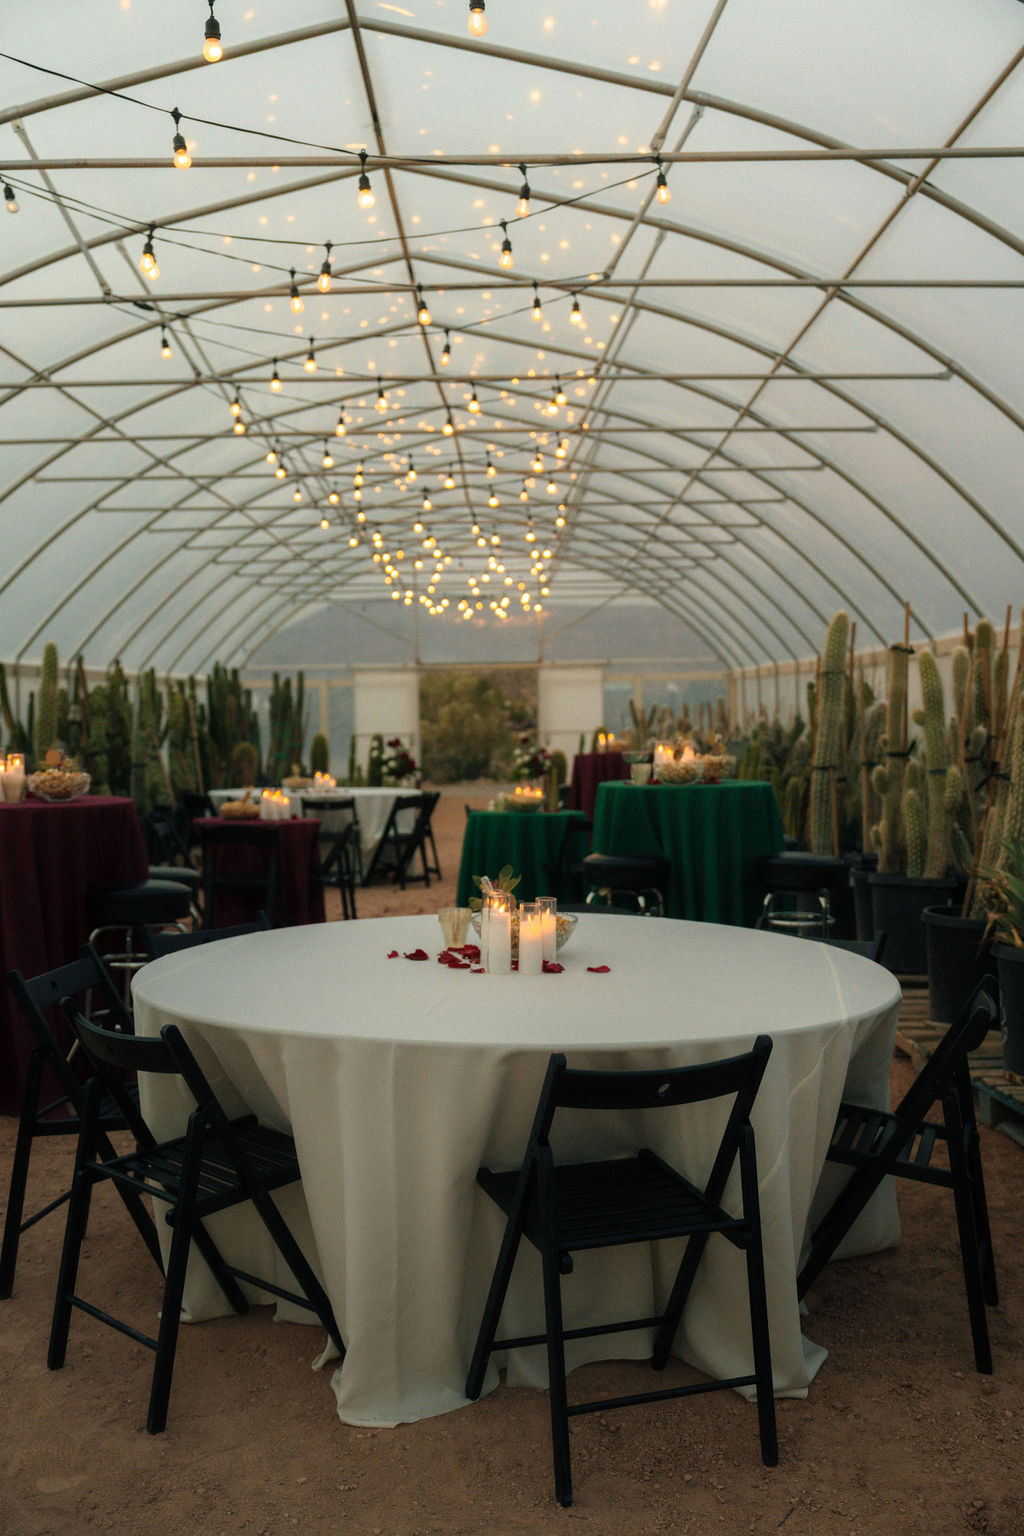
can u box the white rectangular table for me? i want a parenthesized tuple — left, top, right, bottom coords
(132, 914, 901, 1427)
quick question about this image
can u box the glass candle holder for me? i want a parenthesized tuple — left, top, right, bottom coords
(484, 891, 513, 975)
(518, 902, 544, 975)
(535, 896, 558, 962)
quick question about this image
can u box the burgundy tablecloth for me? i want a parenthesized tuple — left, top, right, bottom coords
(0, 795, 148, 1116)
(198, 817, 325, 928)
(568, 751, 630, 817)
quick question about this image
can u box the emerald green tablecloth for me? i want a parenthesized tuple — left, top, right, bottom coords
(456, 810, 590, 906)
(592, 781, 783, 925)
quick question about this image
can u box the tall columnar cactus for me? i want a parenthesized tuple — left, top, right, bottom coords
(367, 733, 384, 787)
(912, 649, 963, 879)
(871, 642, 912, 873)
(231, 740, 260, 787)
(0, 662, 30, 755)
(808, 611, 850, 855)
(310, 733, 330, 775)
(132, 668, 170, 812)
(34, 642, 59, 763)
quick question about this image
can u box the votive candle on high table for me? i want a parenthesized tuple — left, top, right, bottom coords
(484, 892, 512, 975)
(4, 753, 26, 803)
(536, 896, 557, 962)
(518, 902, 544, 975)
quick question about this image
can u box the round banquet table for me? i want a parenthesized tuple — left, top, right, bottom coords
(132, 913, 902, 1429)
(593, 779, 785, 925)
(0, 794, 148, 1116)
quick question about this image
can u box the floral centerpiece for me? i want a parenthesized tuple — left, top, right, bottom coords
(382, 737, 419, 786)
(513, 734, 551, 781)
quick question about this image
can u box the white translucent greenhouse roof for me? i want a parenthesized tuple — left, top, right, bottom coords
(1, 0, 1022, 676)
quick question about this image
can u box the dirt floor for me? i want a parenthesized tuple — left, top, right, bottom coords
(1, 790, 1022, 1536)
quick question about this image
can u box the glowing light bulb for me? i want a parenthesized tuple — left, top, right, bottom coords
(4, 184, 19, 214)
(289, 271, 304, 313)
(468, 390, 480, 414)
(233, 418, 246, 434)
(570, 296, 583, 326)
(304, 341, 317, 373)
(275, 464, 287, 480)
(320, 516, 331, 529)
(555, 378, 567, 405)
(293, 487, 303, 503)
(317, 243, 333, 293)
(440, 332, 451, 366)
(335, 413, 346, 437)
(266, 447, 278, 464)
(532, 284, 542, 322)
(357, 152, 375, 210)
(202, 6, 223, 63)
(656, 168, 670, 203)
(173, 136, 191, 170)
(499, 223, 513, 269)
(270, 363, 281, 391)
(322, 446, 334, 468)
(160, 328, 172, 359)
(417, 285, 431, 325)
(353, 465, 364, 486)
(517, 165, 530, 219)
(468, 0, 487, 35)
(442, 418, 454, 435)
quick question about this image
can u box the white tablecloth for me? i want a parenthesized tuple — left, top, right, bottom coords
(206, 786, 421, 862)
(132, 914, 902, 1428)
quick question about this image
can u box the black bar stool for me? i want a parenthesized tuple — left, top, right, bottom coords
(87, 879, 192, 997)
(581, 852, 670, 915)
(755, 852, 849, 938)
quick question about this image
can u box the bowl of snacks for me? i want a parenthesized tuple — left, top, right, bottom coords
(221, 794, 261, 819)
(471, 908, 578, 958)
(657, 757, 703, 785)
(698, 753, 736, 783)
(27, 768, 91, 802)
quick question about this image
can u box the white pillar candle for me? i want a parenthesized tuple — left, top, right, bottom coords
(260, 790, 273, 821)
(485, 895, 512, 975)
(518, 903, 544, 975)
(537, 898, 557, 963)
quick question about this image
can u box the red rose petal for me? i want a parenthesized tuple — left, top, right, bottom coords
(387, 950, 400, 959)
(404, 948, 430, 961)
(586, 964, 611, 973)
(542, 960, 564, 974)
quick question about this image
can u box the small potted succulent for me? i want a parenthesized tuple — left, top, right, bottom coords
(980, 835, 1024, 1079)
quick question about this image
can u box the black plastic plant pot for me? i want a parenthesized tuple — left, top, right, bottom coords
(994, 943, 1024, 1078)
(868, 872, 959, 976)
(922, 905, 992, 1024)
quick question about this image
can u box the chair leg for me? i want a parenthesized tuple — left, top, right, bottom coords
(739, 1132, 779, 1466)
(465, 1213, 527, 1400)
(651, 1229, 711, 1370)
(248, 1188, 345, 1359)
(47, 1162, 95, 1371)
(0, 1053, 45, 1299)
(540, 1242, 573, 1508)
(148, 1180, 202, 1433)
(945, 1101, 994, 1374)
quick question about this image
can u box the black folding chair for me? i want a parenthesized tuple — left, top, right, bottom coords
(1, 951, 163, 1299)
(797, 980, 998, 1373)
(49, 1003, 345, 1434)
(362, 793, 430, 889)
(301, 796, 361, 918)
(465, 1038, 777, 1506)
(418, 790, 443, 881)
(196, 821, 280, 929)
(142, 915, 270, 961)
